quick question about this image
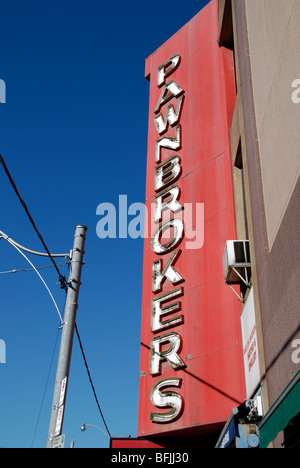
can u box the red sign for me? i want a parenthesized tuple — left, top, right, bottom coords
(111, 438, 165, 449)
(138, 0, 246, 438)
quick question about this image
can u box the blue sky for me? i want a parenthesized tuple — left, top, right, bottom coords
(0, 0, 210, 448)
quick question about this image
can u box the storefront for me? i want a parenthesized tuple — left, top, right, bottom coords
(258, 371, 300, 449)
(137, 0, 246, 446)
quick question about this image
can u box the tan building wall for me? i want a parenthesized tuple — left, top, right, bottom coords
(219, 0, 300, 443)
(245, 0, 300, 249)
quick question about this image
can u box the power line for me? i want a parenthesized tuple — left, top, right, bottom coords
(0, 261, 70, 275)
(31, 325, 61, 448)
(0, 229, 71, 258)
(2, 235, 64, 325)
(0, 154, 112, 442)
(75, 323, 112, 439)
(0, 153, 67, 290)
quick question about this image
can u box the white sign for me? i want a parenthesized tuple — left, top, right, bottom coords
(59, 377, 67, 407)
(52, 434, 65, 449)
(241, 287, 260, 398)
(55, 405, 64, 437)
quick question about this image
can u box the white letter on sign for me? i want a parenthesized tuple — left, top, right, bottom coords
(150, 332, 186, 375)
(154, 185, 183, 223)
(155, 124, 181, 163)
(150, 377, 183, 423)
(151, 287, 183, 333)
(154, 95, 184, 135)
(155, 81, 184, 115)
(154, 154, 182, 192)
(151, 218, 184, 255)
(157, 55, 181, 87)
(152, 250, 183, 293)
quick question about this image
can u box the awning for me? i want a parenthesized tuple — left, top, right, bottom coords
(258, 370, 300, 448)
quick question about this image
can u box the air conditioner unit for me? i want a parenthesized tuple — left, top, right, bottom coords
(223, 240, 251, 285)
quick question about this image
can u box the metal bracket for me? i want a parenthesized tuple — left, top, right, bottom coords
(231, 266, 251, 288)
(228, 283, 245, 303)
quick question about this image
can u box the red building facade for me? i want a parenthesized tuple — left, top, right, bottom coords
(137, 0, 245, 443)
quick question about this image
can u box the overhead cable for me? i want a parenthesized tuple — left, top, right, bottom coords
(0, 229, 71, 258)
(2, 234, 64, 325)
(0, 154, 67, 289)
(0, 154, 111, 440)
(0, 260, 70, 275)
(31, 327, 61, 448)
(75, 323, 112, 439)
